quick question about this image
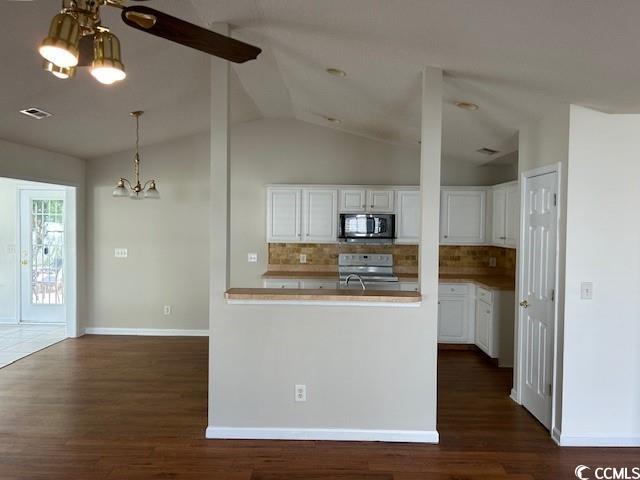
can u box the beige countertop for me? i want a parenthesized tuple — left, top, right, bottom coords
(261, 271, 513, 290)
(225, 288, 422, 304)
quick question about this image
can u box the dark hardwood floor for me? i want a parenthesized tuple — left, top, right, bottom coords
(0, 336, 637, 479)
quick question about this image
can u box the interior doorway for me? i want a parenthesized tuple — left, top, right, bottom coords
(0, 177, 77, 368)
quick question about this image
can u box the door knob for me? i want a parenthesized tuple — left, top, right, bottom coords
(520, 300, 529, 308)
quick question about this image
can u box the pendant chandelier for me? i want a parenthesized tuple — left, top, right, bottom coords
(112, 111, 159, 200)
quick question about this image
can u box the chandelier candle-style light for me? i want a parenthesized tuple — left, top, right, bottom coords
(113, 111, 159, 200)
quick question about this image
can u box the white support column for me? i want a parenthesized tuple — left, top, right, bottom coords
(209, 23, 231, 427)
(419, 67, 443, 410)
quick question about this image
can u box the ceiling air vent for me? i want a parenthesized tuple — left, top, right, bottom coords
(20, 107, 52, 119)
(477, 147, 499, 156)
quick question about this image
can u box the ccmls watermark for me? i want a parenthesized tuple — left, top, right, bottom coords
(575, 465, 640, 480)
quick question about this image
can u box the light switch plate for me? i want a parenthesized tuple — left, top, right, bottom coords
(489, 257, 497, 268)
(7, 245, 16, 255)
(247, 253, 258, 263)
(299, 254, 307, 264)
(580, 282, 593, 300)
(114, 248, 128, 258)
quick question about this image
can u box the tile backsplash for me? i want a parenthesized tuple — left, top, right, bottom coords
(268, 243, 516, 277)
(268, 243, 418, 272)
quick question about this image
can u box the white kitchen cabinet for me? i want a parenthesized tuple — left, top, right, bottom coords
(367, 189, 394, 213)
(437, 283, 475, 344)
(263, 279, 301, 289)
(302, 189, 338, 243)
(339, 189, 367, 213)
(504, 183, 519, 247)
(267, 188, 301, 243)
(399, 282, 420, 292)
(339, 188, 394, 213)
(300, 279, 339, 289)
(396, 190, 420, 244)
(474, 286, 515, 363)
(492, 182, 519, 247)
(475, 299, 492, 355)
(440, 189, 486, 244)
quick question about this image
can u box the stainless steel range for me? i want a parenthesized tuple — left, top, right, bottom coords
(338, 253, 399, 290)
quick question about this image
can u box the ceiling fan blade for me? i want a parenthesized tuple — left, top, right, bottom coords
(120, 6, 261, 63)
(78, 34, 94, 67)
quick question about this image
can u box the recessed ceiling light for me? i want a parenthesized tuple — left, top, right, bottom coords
(20, 107, 52, 119)
(324, 116, 342, 125)
(455, 101, 479, 111)
(326, 67, 346, 77)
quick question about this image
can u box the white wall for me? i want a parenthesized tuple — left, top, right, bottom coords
(516, 104, 570, 435)
(86, 133, 210, 331)
(0, 178, 17, 322)
(441, 157, 517, 186)
(560, 106, 640, 446)
(207, 68, 442, 442)
(0, 139, 85, 332)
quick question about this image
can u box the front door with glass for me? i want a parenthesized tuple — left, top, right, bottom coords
(20, 189, 65, 324)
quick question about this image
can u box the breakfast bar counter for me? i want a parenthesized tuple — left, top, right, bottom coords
(224, 288, 422, 306)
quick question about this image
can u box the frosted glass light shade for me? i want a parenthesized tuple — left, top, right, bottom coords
(112, 180, 129, 197)
(144, 182, 160, 199)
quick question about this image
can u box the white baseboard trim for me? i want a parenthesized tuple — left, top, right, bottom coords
(0, 317, 18, 324)
(510, 388, 520, 404)
(559, 433, 640, 447)
(83, 327, 208, 337)
(205, 426, 439, 443)
(551, 427, 561, 445)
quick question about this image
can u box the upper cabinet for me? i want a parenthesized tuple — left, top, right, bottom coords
(440, 189, 486, 244)
(339, 189, 367, 213)
(267, 187, 337, 244)
(302, 189, 338, 243)
(396, 189, 420, 244)
(339, 188, 394, 213)
(492, 182, 519, 248)
(367, 189, 394, 213)
(267, 187, 302, 243)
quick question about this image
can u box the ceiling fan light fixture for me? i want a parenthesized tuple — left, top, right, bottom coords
(43, 60, 76, 79)
(39, 13, 81, 68)
(91, 30, 126, 85)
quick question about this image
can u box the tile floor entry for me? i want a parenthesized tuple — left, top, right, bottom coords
(0, 324, 66, 368)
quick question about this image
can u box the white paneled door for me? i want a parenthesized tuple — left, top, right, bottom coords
(520, 171, 558, 429)
(20, 189, 66, 324)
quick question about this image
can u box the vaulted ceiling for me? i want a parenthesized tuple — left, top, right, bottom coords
(2, 1, 640, 162)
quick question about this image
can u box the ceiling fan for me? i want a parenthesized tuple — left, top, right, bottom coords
(38, 0, 262, 84)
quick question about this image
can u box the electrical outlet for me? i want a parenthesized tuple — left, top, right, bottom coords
(299, 254, 307, 264)
(114, 248, 128, 258)
(163, 305, 172, 315)
(294, 384, 307, 402)
(489, 257, 497, 268)
(580, 282, 593, 300)
(247, 253, 258, 263)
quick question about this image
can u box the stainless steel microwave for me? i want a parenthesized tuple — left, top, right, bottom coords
(338, 214, 395, 242)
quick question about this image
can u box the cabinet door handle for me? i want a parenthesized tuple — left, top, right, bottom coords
(520, 300, 529, 308)
(444, 235, 448, 239)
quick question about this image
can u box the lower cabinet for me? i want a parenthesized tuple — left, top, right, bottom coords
(474, 286, 516, 364)
(437, 283, 474, 344)
(263, 279, 301, 289)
